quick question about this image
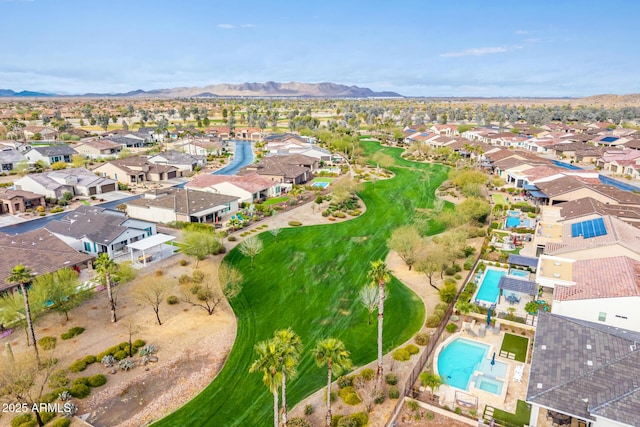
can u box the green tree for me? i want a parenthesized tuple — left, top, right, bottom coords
(71, 154, 86, 168)
(181, 264, 242, 315)
(32, 267, 85, 322)
(387, 225, 423, 270)
(5, 265, 40, 363)
(273, 328, 303, 426)
(367, 260, 391, 386)
(94, 254, 117, 323)
(312, 338, 353, 427)
(439, 282, 457, 303)
(358, 284, 378, 325)
(250, 338, 282, 427)
(419, 371, 442, 395)
(182, 231, 224, 268)
(239, 236, 264, 268)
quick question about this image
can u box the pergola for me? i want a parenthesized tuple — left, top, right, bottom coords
(127, 234, 176, 267)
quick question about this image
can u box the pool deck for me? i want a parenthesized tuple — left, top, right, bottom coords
(432, 330, 530, 418)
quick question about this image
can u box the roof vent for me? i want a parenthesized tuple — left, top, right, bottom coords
(587, 360, 593, 366)
(553, 273, 561, 278)
(541, 345, 547, 350)
(537, 383, 543, 389)
(586, 344, 592, 350)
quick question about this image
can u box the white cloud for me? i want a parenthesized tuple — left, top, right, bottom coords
(217, 24, 235, 29)
(440, 46, 511, 58)
(515, 30, 530, 35)
(240, 24, 256, 28)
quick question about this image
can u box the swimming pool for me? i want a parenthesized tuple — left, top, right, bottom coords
(476, 268, 505, 303)
(506, 216, 521, 227)
(311, 181, 329, 188)
(437, 338, 508, 394)
(510, 269, 529, 278)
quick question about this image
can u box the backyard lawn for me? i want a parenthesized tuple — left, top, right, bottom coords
(499, 333, 529, 363)
(154, 141, 449, 426)
(492, 193, 507, 206)
(491, 399, 532, 427)
(262, 196, 289, 206)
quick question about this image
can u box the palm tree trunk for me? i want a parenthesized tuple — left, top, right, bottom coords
(281, 371, 287, 427)
(105, 271, 117, 323)
(325, 361, 333, 427)
(21, 283, 39, 364)
(377, 282, 385, 387)
(272, 388, 279, 427)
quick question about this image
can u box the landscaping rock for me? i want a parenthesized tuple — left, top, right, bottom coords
(148, 356, 159, 363)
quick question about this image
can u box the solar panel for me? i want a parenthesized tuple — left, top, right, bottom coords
(570, 218, 607, 239)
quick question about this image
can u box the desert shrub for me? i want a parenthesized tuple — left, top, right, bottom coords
(406, 399, 419, 411)
(69, 383, 91, 398)
(439, 282, 458, 303)
(68, 359, 87, 372)
(444, 277, 457, 286)
(138, 344, 157, 356)
(348, 412, 369, 427)
(72, 377, 90, 387)
(50, 419, 71, 427)
(337, 375, 353, 389)
(446, 323, 459, 333)
(83, 355, 96, 364)
(101, 355, 116, 367)
(166, 295, 179, 305)
(338, 386, 362, 405)
(178, 274, 191, 285)
(192, 270, 205, 283)
(11, 413, 33, 427)
(373, 391, 386, 404)
(335, 212, 346, 218)
(38, 336, 57, 350)
(304, 404, 314, 415)
(119, 359, 134, 371)
(425, 411, 435, 420)
(154, 269, 163, 277)
(227, 235, 237, 241)
(435, 302, 449, 311)
(385, 373, 398, 385)
(454, 273, 462, 280)
(48, 370, 69, 389)
(133, 339, 146, 348)
(433, 309, 445, 319)
(405, 344, 419, 355)
(414, 332, 430, 346)
(360, 368, 375, 381)
(337, 417, 359, 427)
(331, 415, 344, 427)
(393, 348, 411, 361)
(88, 374, 107, 387)
(41, 391, 59, 403)
(454, 407, 462, 414)
(389, 385, 400, 399)
(179, 259, 188, 266)
(61, 326, 85, 340)
(425, 314, 441, 328)
(289, 418, 312, 427)
(113, 350, 127, 361)
(288, 221, 302, 226)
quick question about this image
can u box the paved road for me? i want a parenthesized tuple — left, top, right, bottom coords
(0, 141, 254, 235)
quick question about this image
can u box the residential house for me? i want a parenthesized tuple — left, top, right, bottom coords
(14, 168, 117, 199)
(72, 140, 122, 159)
(237, 154, 316, 185)
(0, 229, 93, 293)
(46, 205, 156, 259)
(556, 197, 640, 226)
(534, 176, 640, 205)
(526, 313, 640, 427)
(147, 150, 206, 172)
(93, 158, 181, 184)
(126, 188, 239, 224)
(185, 173, 281, 204)
(0, 147, 27, 172)
(234, 127, 262, 140)
(24, 145, 77, 165)
(22, 125, 58, 141)
(0, 188, 45, 214)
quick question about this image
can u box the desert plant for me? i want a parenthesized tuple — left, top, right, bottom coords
(388, 385, 400, 399)
(385, 373, 398, 385)
(138, 344, 157, 356)
(166, 295, 179, 305)
(48, 370, 69, 389)
(88, 374, 107, 387)
(360, 368, 375, 381)
(392, 348, 411, 361)
(69, 383, 91, 398)
(83, 354, 97, 364)
(119, 359, 134, 371)
(61, 326, 85, 340)
(101, 355, 116, 367)
(414, 332, 430, 346)
(425, 314, 441, 328)
(38, 336, 57, 350)
(338, 386, 361, 405)
(113, 350, 127, 361)
(405, 344, 419, 355)
(445, 323, 459, 333)
(68, 359, 87, 373)
(289, 418, 312, 427)
(304, 404, 314, 416)
(337, 375, 353, 389)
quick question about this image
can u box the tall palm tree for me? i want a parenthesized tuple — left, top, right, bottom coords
(312, 338, 353, 427)
(367, 259, 391, 386)
(273, 328, 303, 427)
(5, 264, 39, 364)
(94, 253, 117, 323)
(249, 338, 282, 427)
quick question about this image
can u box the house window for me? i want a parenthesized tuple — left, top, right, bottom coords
(145, 227, 152, 236)
(598, 312, 607, 322)
(84, 242, 91, 252)
(114, 173, 118, 180)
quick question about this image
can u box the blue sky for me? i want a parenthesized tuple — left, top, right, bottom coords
(1, 0, 639, 97)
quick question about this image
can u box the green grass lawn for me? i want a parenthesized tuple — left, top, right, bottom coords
(500, 333, 529, 362)
(262, 196, 289, 206)
(492, 193, 507, 206)
(491, 400, 532, 427)
(311, 177, 335, 183)
(154, 141, 449, 427)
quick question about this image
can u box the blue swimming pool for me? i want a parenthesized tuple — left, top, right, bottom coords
(476, 268, 505, 303)
(476, 376, 504, 394)
(438, 338, 489, 390)
(311, 181, 329, 188)
(510, 269, 529, 278)
(506, 216, 521, 227)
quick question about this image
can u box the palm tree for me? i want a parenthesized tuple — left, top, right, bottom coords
(367, 259, 391, 387)
(312, 338, 353, 427)
(94, 253, 117, 323)
(5, 264, 39, 363)
(273, 328, 303, 427)
(249, 338, 281, 427)
(358, 284, 378, 325)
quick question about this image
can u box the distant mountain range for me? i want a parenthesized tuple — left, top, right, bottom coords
(0, 82, 403, 98)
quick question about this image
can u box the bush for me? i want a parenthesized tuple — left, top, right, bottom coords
(405, 344, 419, 355)
(392, 348, 411, 361)
(133, 339, 146, 348)
(331, 415, 344, 427)
(178, 274, 192, 285)
(337, 417, 359, 427)
(88, 374, 107, 387)
(38, 336, 57, 350)
(435, 302, 449, 312)
(68, 359, 87, 372)
(50, 419, 71, 427)
(414, 332, 430, 346)
(342, 412, 369, 427)
(39, 412, 55, 424)
(192, 270, 205, 283)
(360, 368, 375, 381)
(304, 404, 314, 415)
(288, 221, 302, 226)
(166, 295, 179, 305)
(72, 377, 90, 387)
(179, 259, 188, 266)
(446, 323, 459, 333)
(113, 350, 127, 361)
(425, 314, 441, 328)
(380, 373, 398, 387)
(289, 418, 312, 427)
(337, 375, 353, 389)
(439, 282, 458, 303)
(335, 212, 346, 218)
(49, 370, 69, 389)
(338, 386, 362, 405)
(406, 399, 419, 411)
(83, 355, 97, 364)
(61, 326, 85, 340)
(11, 413, 33, 427)
(454, 273, 462, 280)
(69, 383, 91, 398)
(373, 391, 386, 404)
(433, 309, 445, 319)
(389, 385, 400, 399)
(227, 235, 237, 241)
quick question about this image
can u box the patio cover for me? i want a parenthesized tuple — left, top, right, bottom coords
(127, 233, 176, 251)
(508, 254, 539, 269)
(523, 184, 539, 191)
(498, 276, 537, 295)
(528, 190, 548, 198)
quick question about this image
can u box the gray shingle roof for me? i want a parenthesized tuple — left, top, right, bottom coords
(527, 313, 640, 425)
(127, 188, 238, 216)
(46, 205, 131, 245)
(31, 145, 77, 156)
